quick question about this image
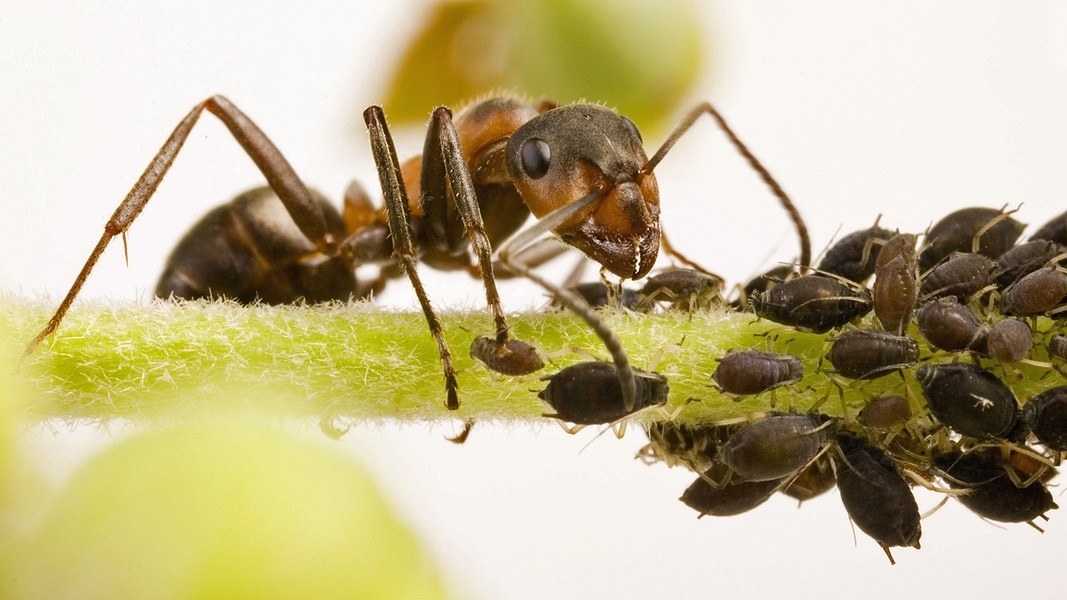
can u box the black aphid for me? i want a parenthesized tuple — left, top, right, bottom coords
(919, 207, 1025, 271)
(835, 434, 921, 565)
(1023, 386, 1067, 451)
(817, 224, 894, 283)
(539, 362, 668, 425)
(827, 329, 919, 380)
(916, 298, 988, 353)
(680, 462, 783, 518)
(718, 413, 832, 482)
(713, 350, 804, 396)
(919, 253, 994, 301)
(915, 363, 1018, 439)
(937, 449, 1057, 525)
(752, 275, 872, 333)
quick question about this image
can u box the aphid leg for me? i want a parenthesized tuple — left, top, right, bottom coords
(646, 102, 811, 271)
(970, 203, 1022, 254)
(364, 106, 460, 411)
(26, 95, 335, 357)
(498, 191, 639, 411)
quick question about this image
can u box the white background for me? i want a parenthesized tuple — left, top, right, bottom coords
(3, 2, 1067, 598)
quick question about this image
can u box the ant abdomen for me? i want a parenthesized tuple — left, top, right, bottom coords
(156, 186, 357, 304)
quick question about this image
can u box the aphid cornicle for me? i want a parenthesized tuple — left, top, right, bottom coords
(26, 95, 812, 415)
(915, 363, 1019, 440)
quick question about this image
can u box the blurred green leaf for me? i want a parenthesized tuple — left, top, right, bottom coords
(383, 0, 708, 135)
(12, 420, 450, 599)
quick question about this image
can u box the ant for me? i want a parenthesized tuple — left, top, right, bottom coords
(25, 94, 811, 412)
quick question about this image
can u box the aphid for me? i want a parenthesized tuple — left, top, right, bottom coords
(637, 267, 723, 311)
(1023, 386, 1067, 451)
(915, 363, 1019, 439)
(834, 434, 921, 565)
(875, 232, 918, 270)
(871, 233, 919, 335)
(992, 239, 1062, 288)
(752, 275, 873, 333)
(780, 457, 837, 504)
(919, 252, 994, 301)
(712, 350, 804, 396)
(640, 422, 737, 471)
(25, 96, 812, 414)
(1002, 267, 1067, 315)
(680, 462, 784, 517)
(858, 394, 912, 429)
(469, 336, 545, 375)
(827, 329, 919, 380)
(718, 413, 833, 482)
(915, 297, 988, 353)
(816, 222, 894, 283)
(563, 281, 641, 310)
(937, 449, 1057, 526)
(733, 264, 796, 309)
(919, 206, 1025, 272)
(984, 318, 1032, 364)
(1029, 209, 1067, 246)
(1049, 334, 1067, 362)
(538, 361, 669, 426)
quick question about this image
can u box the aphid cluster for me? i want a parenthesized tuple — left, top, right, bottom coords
(634, 206, 1067, 564)
(25, 91, 1067, 566)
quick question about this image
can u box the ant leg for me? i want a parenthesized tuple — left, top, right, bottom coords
(26, 95, 333, 356)
(644, 102, 812, 272)
(420, 107, 544, 377)
(498, 192, 639, 412)
(363, 106, 461, 411)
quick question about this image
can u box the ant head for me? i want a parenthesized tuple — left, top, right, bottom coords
(506, 104, 661, 280)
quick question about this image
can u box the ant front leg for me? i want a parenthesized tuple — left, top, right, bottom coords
(26, 95, 335, 357)
(419, 107, 544, 378)
(362, 106, 543, 411)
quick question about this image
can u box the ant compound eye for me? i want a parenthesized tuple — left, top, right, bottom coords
(622, 116, 642, 143)
(520, 137, 552, 180)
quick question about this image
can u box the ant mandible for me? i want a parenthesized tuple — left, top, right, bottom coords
(25, 94, 811, 411)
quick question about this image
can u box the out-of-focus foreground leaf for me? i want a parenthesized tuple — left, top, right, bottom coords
(382, 0, 708, 135)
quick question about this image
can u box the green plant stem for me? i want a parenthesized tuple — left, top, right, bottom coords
(2, 296, 1054, 425)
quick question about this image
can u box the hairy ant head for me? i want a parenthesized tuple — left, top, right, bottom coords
(506, 104, 661, 280)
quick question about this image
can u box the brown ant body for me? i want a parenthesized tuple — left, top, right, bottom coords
(25, 95, 810, 412)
